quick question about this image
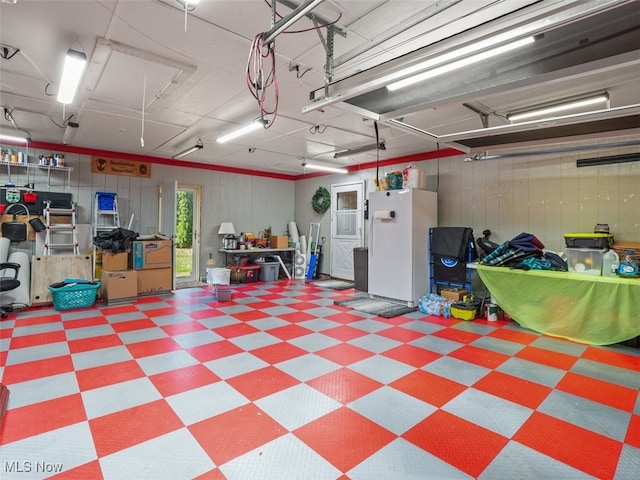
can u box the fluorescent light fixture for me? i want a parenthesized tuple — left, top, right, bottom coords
(507, 94, 609, 122)
(218, 222, 236, 235)
(172, 138, 203, 159)
(216, 120, 266, 144)
(334, 142, 385, 159)
(303, 161, 348, 174)
(57, 49, 87, 104)
(0, 133, 29, 143)
(387, 36, 534, 91)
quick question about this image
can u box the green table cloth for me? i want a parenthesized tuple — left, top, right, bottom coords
(477, 264, 640, 345)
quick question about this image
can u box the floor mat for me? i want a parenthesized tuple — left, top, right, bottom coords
(175, 280, 208, 290)
(334, 297, 415, 318)
(312, 279, 355, 290)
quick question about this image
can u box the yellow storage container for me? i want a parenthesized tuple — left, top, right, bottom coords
(451, 303, 477, 321)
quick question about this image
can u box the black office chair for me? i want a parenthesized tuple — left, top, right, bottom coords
(0, 262, 20, 318)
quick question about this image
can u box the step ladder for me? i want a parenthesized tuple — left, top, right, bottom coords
(43, 201, 79, 255)
(93, 192, 121, 278)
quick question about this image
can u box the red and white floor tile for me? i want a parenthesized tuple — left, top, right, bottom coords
(0, 280, 638, 479)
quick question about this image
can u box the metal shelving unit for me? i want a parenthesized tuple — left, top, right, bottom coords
(0, 161, 73, 188)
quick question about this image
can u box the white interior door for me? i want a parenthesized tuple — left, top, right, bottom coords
(160, 180, 177, 290)
(330, 181, 364, 281)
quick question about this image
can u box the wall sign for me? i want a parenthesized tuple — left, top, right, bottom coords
(91, 156, 152, 178)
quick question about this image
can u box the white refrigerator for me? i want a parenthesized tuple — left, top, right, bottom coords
(368, 189, 438, 306)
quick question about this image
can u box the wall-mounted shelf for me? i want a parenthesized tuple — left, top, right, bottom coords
(1, 161, 73, 188)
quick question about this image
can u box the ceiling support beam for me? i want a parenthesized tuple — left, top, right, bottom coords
(275, 0, 346, 38)
(463, 102, 493, 128)
(262, 0, 328, 45)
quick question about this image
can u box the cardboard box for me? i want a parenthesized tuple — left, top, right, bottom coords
(131, 235, 172, 269)
(137, 267, 172, 294)
(440, 288, 467, 302)
(101, 270, 137, 304)
(101, 251, 128, 271)
(270, 235, 289, 249)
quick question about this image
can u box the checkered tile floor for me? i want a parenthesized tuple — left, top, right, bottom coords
(1, 280, 639, 479)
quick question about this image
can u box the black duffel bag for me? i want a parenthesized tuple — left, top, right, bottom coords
(93, 227, 139, 253)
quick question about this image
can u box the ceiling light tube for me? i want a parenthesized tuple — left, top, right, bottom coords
(387, 36, 534, 91)
(334, 142, 385, 159)
(0, 133, 29, 143)
(57, 49, 87, 104)
(384, 21, 545, 85)
(304, 162, 348, 174)
(172, 139, 203, 159)
(216, 120, 266, 144)
(507, 94, 609, 122)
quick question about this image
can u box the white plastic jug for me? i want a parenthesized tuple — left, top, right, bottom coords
(602, 249, 619, 277)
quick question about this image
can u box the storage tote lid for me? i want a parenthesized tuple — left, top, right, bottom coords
(564, 233, 613, 238)
(565, 247, 607, 253)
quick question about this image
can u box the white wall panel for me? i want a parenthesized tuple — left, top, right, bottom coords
(2, 136, 637, 279)
(295, 136, 640, 267)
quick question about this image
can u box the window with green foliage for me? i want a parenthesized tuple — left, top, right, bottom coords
(176, 190, 193, 248)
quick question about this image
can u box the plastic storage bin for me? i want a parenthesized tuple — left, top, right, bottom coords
(206, 267, 231, 285)
(229, 265, 261, 283)
(566, 248, 606, 275)
(215, 284, 232, 301)
(258, 262, 280, 282)
(96, 192, 117, 211)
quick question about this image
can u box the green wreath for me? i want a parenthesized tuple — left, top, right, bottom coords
(311, 187, 331, 214)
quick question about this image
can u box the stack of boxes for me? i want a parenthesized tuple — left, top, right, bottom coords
(131, 235, 173, 294)
(100, 251, 136, 305)
(100, 234, 173, 304)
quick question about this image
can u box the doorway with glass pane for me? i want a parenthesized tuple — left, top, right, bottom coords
(330, 181, 364, 280)
(174, 185, 201, 284)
